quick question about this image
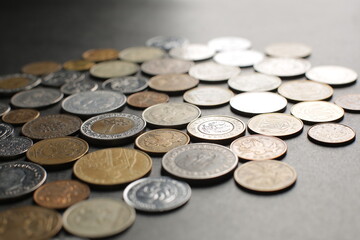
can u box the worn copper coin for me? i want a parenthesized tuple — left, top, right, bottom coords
(308, 123, 356, 145)
(63, 59, 95, 71)
(141, 58, 194, 75)
(60, 79, 98, 95)
(183, 87, 234, 107)
(169, 44, 215, 61)
(127, 91, 169, 109)
(119, 46, 165, 63)
(228, 73, 282, 92)
(0, 74, 41, 95)
(10, 87, 63, 108)
(306, 65, 357, 86)
(188, 61, 240, 81)
(254, 57, 311, 77)
(265, 42, 312, 58)
(90, 60, 139, 79)
(2, 109, 40, 124)
(291, 101, 344, 123)
(214, 50, 265, 67)
(21, 61, 62, 76)
(82, 48, 119, 62)
(335, 94, 360, 112)
(208, 36, 252, 51)
(148, 74, 199, 93)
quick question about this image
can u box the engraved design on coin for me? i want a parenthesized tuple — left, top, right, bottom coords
(2, 109, 40, 124)
(127, 91, 169, 109)
(10, 87, 63, 108)
(254, 58, 311, 77)
(0, 123, 14, 140)
(291, 101, 344, 123)
(0, 137, 33, 159)
(228, 73, 282, 92)
(308, 123, 356, 145)
(0, 103, 10, 117)
(42, 70, 82, 87)
(60, 79, 98, 95)
(102, 76, 148, 94)
(198, 120, 234, 135)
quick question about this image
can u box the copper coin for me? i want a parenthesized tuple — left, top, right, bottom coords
(2, 109, 40, 124)
(291, 101, 344, 123)
(230, 135, 287, 161)
(82, 48, 119, 62)
(141, 58, 194, 75)
(127, 91, 169, 109)
(234, 160, 297, 192)
(335, 94, 360, 112)
(308, 123, 356, 145)
(33, 180, 90, 209)
(21, 61, 62, 75)
(188, 61, 240, 82)
(63, 59, 95, 71)
(306, 65, 358, 86)
(265, 42, 312, 58)
(119, 46, 165, 63)
(148, 74, 199, 93)
(183, 86, 234, 107)
(169, 43, 215, 61)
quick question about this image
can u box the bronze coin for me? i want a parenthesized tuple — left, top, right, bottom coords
(141, 58, 194, 75)
(148, 74, 199, 93)
(21, 61, 62, 75)
(2, 109, 40, 125)
(82, 48, 119, 62)
(308, 123, 356, 145)
(33, 180, 90, 209)
(335, 94, 360, 112)
(127, 91, 169, 109)
(183, 87, 234, 107)
(63, 59, 95, 71)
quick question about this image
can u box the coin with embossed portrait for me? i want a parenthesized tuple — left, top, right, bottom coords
(254, 58, 311, 77)
(0, 74, 41, 95)
(0, 137, 33, 160)
(148, 74, 199, 93)
(308, 123, 355, 146)
(102, 76, 148, 94)
(291, 101, 344, 123)
(2, 109, 40, 125)
(335, 94, 360, 112)
(119, 46, 165, 63)
(188, 62, 240, 81)
(90, 60, 139, 79)
(169, 44, 215, 61)
(183, 87, 234, 107)
(11, 87, 63, 109)
(82, 48, 119, 62)
(141, 58, 194, 75)
(265, 42, 312, 58)
(127, 91, 169, 109)
(146, 36, 189, 51)
(214, 50, 264, 67)
(21, 61, 62, 76)
(228, 73, 282, 92)
(306, 65, 357, 86)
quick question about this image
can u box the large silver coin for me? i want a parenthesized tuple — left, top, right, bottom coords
(60, 79, 98, 95)
(0, 137, 33, 159)
(141, 58, 194, 75)
(214, 50, 264, 67)
(208, 36, 252, 52)
(254, 58, 311, 77)
(90, 60, 139, 79)
(42, 70, 82, 87)
(0, 73, 41, 95)
(188, 62, 240, 82)
(228, 73, 282, 92)
(169, 44, 215, 61)
(291, 101, 344, 123)
(183, 87, 234, 107)
(10, 87, 63, 108)
(265, 42, 312, 58)
(305, 65, 357, 86)
(146, 36, 189, 51)
(102, 76, 148, 94)
(0, 123, 14, 140)
(0, 103, 10, 117)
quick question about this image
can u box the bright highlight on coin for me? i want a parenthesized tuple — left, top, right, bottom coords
(306, 65, 357, 86)
(214, 50, 264, 67)
(183, 87, 234, 107)
(254, 57, 311, 77)
(308, 123, 355, 146)
(291, 101, 344, 123)
(169, 44, 215, 61)
(188, 61, 240, 81)
(119, 46, 165, 63)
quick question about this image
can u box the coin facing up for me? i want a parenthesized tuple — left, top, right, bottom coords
(2, 109, 40, 124)
(248, 113, 303, 138)
(234, 160, 297, 192)
(141, 58, 194, 75)
(60, 79, 98, 95)
(119, 46, 165, 63)
(143, 102, 201, 128)
(335, 94, 360, 112)
(308, 123, 356, 146)
(42, 70, 82, 87)
(148, 74, 199, 93)
(123, 177, 191, 212)
(0, 137, 33, 160)
(291, 101, 344, 123)
(73, 148, 152, 185)
(82, 48, 119, 62)
(80, 113, 146, 146)
(0, 162, 46, 200)
(230, 92, 287, 116)
(146, 36, 189, 51)
(0, 123, 14, 140)
(0, 205, 62, 240)
(183, 87, 234, 107)
(214, 50, 265, 67)
(11, 87, 63, 109)
(306, 65, 357, 86)
(90, 60, 139, 79)
(169, 44, 215, 61)
(265, 42, 312, 58)
(230, 135, 287, 161)
(21, 61, 62, 75)
(135, 129, 190, 154)
(228, 73, 282, 92)
(62, 198, 136, 238)
(0, 73, 41, 95)
(254, 58, 311, 77)
(127, 91, 169, 109)
(208, 36, 252, 51)
(22, 114, 82, 140)
(33, 180, 90, 209)
(63, 59, 95, 71)
(162, 143, 238, 180)
(188, 62, 240, 81)
(102, 76, 148, 94)
(0, 103, 10, 117)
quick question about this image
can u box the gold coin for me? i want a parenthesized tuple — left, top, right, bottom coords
(149, 74, 199, 92)
(291, 101, 344, 123)
(2, 109, 40, 124)
(82, 48, 119, 62)
(90, 60, 139, 78)
(73, 148, 152, 185)
(0, 74, 41, 95)
(119, 46, 165, 63)
(183, 87, 234, 106)
(21, 61, 62, 75)
(63, 59, 95, 71)
(27, 137, 88, 165)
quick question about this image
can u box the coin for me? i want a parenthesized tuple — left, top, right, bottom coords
(42, 70, 82, 87)
(188, 62, 240, 81)
(228, 73, 282, 92)
(135, 129, 190, 154)
(0, 162, 46, 200)
(123, 177, 191, 212)
(10, 87, 63, 108)
(34, 180, 90, 209)
(141, 58, 194, 75)
(62, 198, 136, 238)
(62, 90, 126, 117)
(183, 87, 234, 106)
(277, 79, 333, 102)
(60, 79, 98, 95)
(0, 205, 62, 239)
(214, 50, 265, 67)
(148, 74, 199, 93)
(247, 113, 303, 137)
(21, 61, 62, 75)
(0, 103, 10, 117)
(230, 92, 287, 116)
(169, 44, 215, 61)
(208, 36, 252, 51)
(27, 137, 89, 165)
(80, 113, 146, 146)
(142, 102, 201, 128)
(0, 137, 33, 159)
(127, 91, 169, 109)
(162, 143, 238, 180)
(82, 48, 119, 62)
(0, 123, 14, 140)
(102, 76, 148, 94)
(306, 65, 358, 86)
(2, 109, 40, 124)
(0, 73, 41, 95)
(265, 42, 312, 58)
(119, 46, 165, 63)
(291, 101, 344, 123)
(234, 160, 297, 192)
(254, 57, 311, 77)
(22, 114, 82, 140)
(63, 59, 95, 71)
(90, 60, 139, 78)
(308, 123, 356, 145)
(146, 36, 189, 51)
(335, 94, 360, 112)
(73, 148, 152, 185)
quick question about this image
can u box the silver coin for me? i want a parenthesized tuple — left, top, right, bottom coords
(208, 36, 252, 52)
(265, 42, 312, 58)
(102, 76, 148, 94)
(162, 143, 238, 180)
(169, 44, 215, 61)
(0, 123, 14, 140)
(305, 65, 358, 86)
(60, 79, 98, 95)
(0, 103, 10, 117)
(42, 70, 82, 87)
(0, 137, 33, 159)
(80, 112, 146, 146)
(0, 162, 46, 200)
(254, 57, 311, 77)
(188, 61, 240, 82)
(0, 73, 41, 95)
(11, 87, 63, 108)
(228, 73, 282, 92)
(141, 58, 194, 75)
(123, 177, 191, 212)
(146, 36, 189, 51)
(214, 50, 264, 67)
(62, 90, 126, 117)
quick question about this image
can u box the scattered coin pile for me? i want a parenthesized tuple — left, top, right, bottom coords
(0, 35, 358, 239)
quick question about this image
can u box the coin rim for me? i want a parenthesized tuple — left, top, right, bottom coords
(307, 123, 356, 145)
(183, 86, 235, 106)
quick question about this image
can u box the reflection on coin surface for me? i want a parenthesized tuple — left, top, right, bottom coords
(0, 137, 33, 159)
(169, 44, 215, 61)
(90, 60, 139, 78)
(11, 87, 63, 108)
(143, 102, 201, 128)
(234, 160, 297, 192)
(148, 74, 199, 92)
(208, 36, 252, 51)
(34, 180, 90, 209)
(141, 58, 194, 75)
(146, 36, 189, 51)
(162, 143, 238, 180)
(63, 59, 95, 71)
(62, 198, 136, 238)
(82, 48, 119, 62)
(188, 62, 240, 81)
(306, 65, 357, 85)
(254, 58, 311, 77)
(0, 103, 10, 117)
(102, 76, 148, 94)
(0, 123, 14, 140)
(127, 91, 169, 109)
(2, 109, 40, 124)
(308, 123, 356, 145)
(228, 73, 282, 92)
(0, 74, 41, 95)
(214, 50, 264, 67)
(119, 46, 165, 63)
(335, 94, 360, 112)
(230, 135, 287, 161)
(184, 87, 234, 106)
(135, 129, 190, 154)
(42, 70, 82, 87)
(74, 148, 152, 185)
(21, 61, 62, 75)
(291, 101, 344, 123)
(278, 79, 333, 102)
(60, 79, 98, 95)
(265, 42, 312, 58)
(123, 177, 191, 212)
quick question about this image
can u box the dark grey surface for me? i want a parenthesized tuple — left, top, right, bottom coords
(1, 0, 360, 239)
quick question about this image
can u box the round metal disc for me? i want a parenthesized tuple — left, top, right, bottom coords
(169, 44, 215, 61)
(188, 61, 240, 82)
(254, 57, 311, 77)
(306, 65, 357, 86)
(308, 123, 356, 145)
(228, 73, 282, 92)
(11, 88, 63, 108)
(214, 50, 264, 67)
(291, 101, 344, 123)
(0, 137, 33, 159)
(265, 42, 312, 58)
(183, 87, 234, 107)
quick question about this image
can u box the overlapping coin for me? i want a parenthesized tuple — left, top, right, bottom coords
(228, 73, 282, 92)
(0, 137, 33, 159)
(254, 57, 311, 77)
(21, 61, 62, 76)
(2, 109, 40, 124)
(82, 48, 119, 62)
(0, 74, 41, 95)
(141, 58, 194, 75)
(119, 46, 165, 63)
(169, 44, 215, 61)
(102, 76, 148, 94)
(265, 42, 312, 58)
(11, 87, 63, 108)
(90, 60, 139, 78)
(335, 94, 360, 112)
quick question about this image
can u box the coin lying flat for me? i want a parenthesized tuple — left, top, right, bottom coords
(230, 135, 287, 161)
(102, 76, 148, 94)
(62, 198, 135, 238)
(234, 160, 297, 192)
(21, 61, 62, 75)
(2, 109, 40, 124)
(169, 44, 215, 61)
(123, 177, 191, 212)
(254, 58, 311, 77)
(0, 103, 10, 117)
(214, 50, 264, 67)
(228, 73, 282, 92)
(183, 87, 234, 107)
(0, 74, 41, 95)
(82, 48, 119, 62)
(127, 91, 169, 109)
(74, 148, 152, 185)
(60, 79, 98, 95)
(11, 87, 63, 108)
(335, 94, 360, 112)
(265, 42, 312, 58)
(42, 70, 82, 87)
(306, 65, 357, 86)
(291, 101, 344, 123)
(141, 58, 194, 75)
(162, 143, 238, 180)
(34, 180, 90, 209)
(208, 36, 252, 51)
(148, 74, 199, 93)
(0, 137, 33, 160)
(308, 123, 356, 145)
(0, 123, 14, 140)
(90, 60, 139, 78)
(146, 36, 189, 51)
(119, 46, 165, 63)
(63, 59, 95, 71)
(188, 62, 240, 81)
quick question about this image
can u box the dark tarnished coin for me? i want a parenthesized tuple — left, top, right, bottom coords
(214, 50, 264, 67)
(0, 137, 33, 159)
(63, 59, 95, 71)
(2, 109, 40, 124)
(22, 114, 82, 140)
(127, 91, 169, 109)
(306, 65, 357, 86)
(90, 60, 139, 79)
(228, 73, 282, 92)
(308, 123, 356, 145)
(0, 123, 14, 140)
(42, 70, 82, 87)
(265, 42, 312, 58)
(169, 44, 215, 61)
(123, 177, 191, 212)
(119, 46, 165, 63)
(183, 87, 234, 107)
(0, 162, 46, 200)
(141, 58, 194, 75)
(0, 103, 10, 117)
(102, 76, 148, 94)
(0, 74, 41, 95)
(208, 36, 252, 51)
(21, 61, 62, 76)
(188, 61, 240, 81)
(82, 48, 119, 62)
(146, 36, 189, 51)
(291, 101, 344, 123)
(162, 143, 238, 180)
(11, 87, 63, 109)
(335, 94, 360, 112)
(60, 79, 98, 95)
(149, 74, 199, 93)
(254, 57, 311, 77)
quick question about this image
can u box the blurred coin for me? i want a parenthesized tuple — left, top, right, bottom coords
(2, 109, 40, 124)
(0, 103, 10, 117)
(188, 61, 240, 81)
(119, 46, 165, 63)
(141, 58, 194, 75)
(21, 61, 62, 76)
(0, 73, 41, 95)
(335, 94, 360, 112)
(184, 87, 234, 107)
(90, 60, 139, 78)
(82, 48, 119, 62)
(60, 79, 98, 95)
(291, 101, 344, 123)
(234, 160, 297, 192)
(208, 36, 252, 51)
(0, 123, 14, 140)
(146, 36, 189, 51)
(63, 59, 95, 71)
(42, 70, 82, 87)
(214, 50, 264, 67)
(102, 76, 148, 94)
(127, 91, 169, 109)
(228, 73, 281, 92)
(308, 123, 355, 146)
(265, 42, 312, 58)
(149, 74, 199, 93)
(11, 87, 63, 108)
(0, 137, 33, 160)
(169, 44, 215, 61)
(254, 57, 311, 77)
(306, 65, 357, 86)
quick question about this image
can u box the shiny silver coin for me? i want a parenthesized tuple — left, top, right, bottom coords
(254, 58, 311, 77)
(188, 62, 240, 82)
(141, 58, 194, 75)
(146, 36, 189, 51)
(0, 73, 41, 95)
(42, 70, 82, 87)
(123, 177, 191, 212)
(335, 94, 360, 112)
(208, 36, 252, 52)
(183, 87, 234, 107)
(308, 123, 356, 145)
(0, 123, 14, 140)
(214, 50, 264, 67)
(0, 137, 33, 159)
(102, 76, 148, 94)
(0, 103, 10, 117)
(169, 44, 215, 61)
(305, 65, 357, 86)
(228, 73, 282, 92)
(0, 161, 46, 200)
(10, 87, 63, 108)
(291, 101, 344, 123)
(265, 42, 312, 58)
(60, 79, 98, 95)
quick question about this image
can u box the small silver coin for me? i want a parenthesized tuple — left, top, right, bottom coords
(0, 74, 41, 95)
(11, 87, 63, 108)
(123, 177, 191, 212)
(0, 103, 10, 117)
(0, 137, 33, 159)
(214, 50, 264, 67)
(308, 123, 356, 145)
(0, 161, 46, 200)
(146, 36, 189, 51)
(0, 123, 14, 140)
(265, 42, 312, 58)
(102, 76, 148, 94)
(188, 61, 240, 82)
(42, 70, 82, 87)
(228, 73, 282, 92)
(169, 44, 215, 61)
(208, 36, 252, 52)
(305, 65, 358, 86)
(60, 79, 98, 95)
(254, 58, 311, 77)
(141, 58, 194, 75)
